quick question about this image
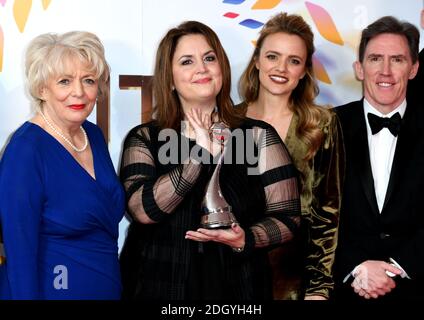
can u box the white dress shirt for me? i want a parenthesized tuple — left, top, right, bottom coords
(363, 98, 406, 213)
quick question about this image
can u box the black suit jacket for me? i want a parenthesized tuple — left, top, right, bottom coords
(334, 99, 424, 300)
(406, 49, 423, 107)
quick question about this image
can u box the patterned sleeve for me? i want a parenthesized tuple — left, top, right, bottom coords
(304, 113, 345, 299)
(119, 124, 206, 223)
(244, 125, 301, 253)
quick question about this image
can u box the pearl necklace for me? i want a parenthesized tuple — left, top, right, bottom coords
(40, 111, 88, 153)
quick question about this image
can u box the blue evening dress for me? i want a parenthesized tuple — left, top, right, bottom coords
(0, 121, 125, 299)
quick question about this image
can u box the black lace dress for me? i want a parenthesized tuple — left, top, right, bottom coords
(119, 118, 300, 300)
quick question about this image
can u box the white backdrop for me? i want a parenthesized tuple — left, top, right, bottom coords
(0, 0, 422, 251)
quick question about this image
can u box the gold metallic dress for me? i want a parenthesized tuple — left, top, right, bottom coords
(269, 111, 345, 299)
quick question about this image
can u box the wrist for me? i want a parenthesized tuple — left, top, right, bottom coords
(232, 245, 245, 253)
(304, 295, 327, 300)
(231, 238, 245, 253)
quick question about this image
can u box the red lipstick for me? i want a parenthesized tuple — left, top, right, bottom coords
(69, 104, 85, 110)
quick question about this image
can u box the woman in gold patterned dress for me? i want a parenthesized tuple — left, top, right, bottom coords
(237, 12, 344, 300)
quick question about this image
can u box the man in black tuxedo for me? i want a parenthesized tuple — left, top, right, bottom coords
(334, 16, 422, 300)
(406, 6, 423, 105)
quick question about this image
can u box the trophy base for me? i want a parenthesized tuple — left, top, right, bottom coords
(200, 208, 238, 229)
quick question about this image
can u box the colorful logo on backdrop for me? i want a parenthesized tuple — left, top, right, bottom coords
(221, 0, 345, 85)
(0, 0, 52, 72)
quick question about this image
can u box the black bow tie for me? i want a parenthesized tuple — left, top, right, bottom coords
(367, 112, 402, 137)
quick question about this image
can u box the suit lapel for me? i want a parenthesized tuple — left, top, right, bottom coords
(350, 101, 380, 216)
(382, 104, 418, 211)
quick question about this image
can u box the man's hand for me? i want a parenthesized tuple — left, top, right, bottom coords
(351, 260, 402, 299)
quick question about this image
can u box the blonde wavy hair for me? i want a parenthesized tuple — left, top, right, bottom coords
(239, 12, 332, 160)
(25, 31, 110, 112)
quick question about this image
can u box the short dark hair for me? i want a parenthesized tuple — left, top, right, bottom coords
(358, 16, 420, 63)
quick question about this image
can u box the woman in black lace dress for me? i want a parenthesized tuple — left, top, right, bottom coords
(119, 21, 301, 300)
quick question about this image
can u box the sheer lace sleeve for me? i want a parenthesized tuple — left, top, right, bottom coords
(120, 124, 205, 224)
(246, 125, 301, 251)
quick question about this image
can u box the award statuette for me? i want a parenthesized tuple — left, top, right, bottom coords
(200, 122, 238, 229)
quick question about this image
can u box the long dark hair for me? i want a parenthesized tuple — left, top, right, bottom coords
(152, 21, 243, 130)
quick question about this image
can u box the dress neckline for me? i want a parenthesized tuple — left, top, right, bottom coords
(26, 121, 98, 182)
